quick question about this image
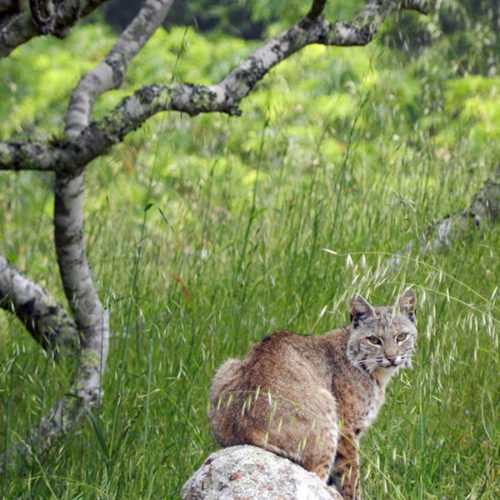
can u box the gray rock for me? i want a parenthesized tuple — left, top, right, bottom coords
(181, 445, 342, 500)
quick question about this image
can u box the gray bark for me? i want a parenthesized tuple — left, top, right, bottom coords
(0, 255, 79, 354)
(387, 167, 500, 269)
(65, 0, 175, 135)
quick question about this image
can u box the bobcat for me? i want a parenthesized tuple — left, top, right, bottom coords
(209, 289, 417, 499)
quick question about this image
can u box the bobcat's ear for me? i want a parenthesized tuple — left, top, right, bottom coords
(397, 288, 417, 323)
(350, 295, 375, 327)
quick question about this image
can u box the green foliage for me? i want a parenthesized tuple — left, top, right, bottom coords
(444, 76, 500, 144)
(0, 23, 115, 140)
(1, 15, 499, 500)
(381, 1, 500, 75)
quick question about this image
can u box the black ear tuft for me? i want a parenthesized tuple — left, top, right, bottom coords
(349, 295, 375, 327)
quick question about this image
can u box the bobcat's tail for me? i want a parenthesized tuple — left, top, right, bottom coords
(208, 358, 245, 446)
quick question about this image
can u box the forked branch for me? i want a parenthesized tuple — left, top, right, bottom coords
(0, 0, 428, 173)
(1, 0, 174, 467)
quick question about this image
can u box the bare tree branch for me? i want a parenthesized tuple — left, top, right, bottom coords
(0, 0, 429, 173)
(66, 0, 175, 134)
(420, 166, 500, 249)
(0, 255, 79, 354)
(7, 310, 110, 467)
(0, 141, 66, 171)
(0, 0, 109, 58)
(387, 167, 500, 269)
(1, 0, 175, 467)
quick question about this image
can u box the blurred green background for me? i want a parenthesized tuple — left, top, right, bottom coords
(0, 1, 498, 498)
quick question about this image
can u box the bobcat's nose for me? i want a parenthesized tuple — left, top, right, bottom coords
(386, 354, 397, 365)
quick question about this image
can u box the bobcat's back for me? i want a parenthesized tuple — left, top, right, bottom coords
(209, 331, 340, 479)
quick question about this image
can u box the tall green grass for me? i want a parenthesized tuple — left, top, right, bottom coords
(1, 24, 499, 499)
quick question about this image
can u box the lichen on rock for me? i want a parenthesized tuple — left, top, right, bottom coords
(181, 445, 342, 500)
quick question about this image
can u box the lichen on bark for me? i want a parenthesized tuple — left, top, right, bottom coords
(0, 255, 79, 355)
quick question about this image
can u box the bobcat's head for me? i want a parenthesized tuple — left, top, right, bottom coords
(346, 289, 417, 373)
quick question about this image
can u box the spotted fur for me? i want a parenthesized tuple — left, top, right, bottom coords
(209, 289, 417, 500)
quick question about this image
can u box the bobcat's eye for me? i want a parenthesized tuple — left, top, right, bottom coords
(367, 336, 381, 345)
(396, 332, 408, 342)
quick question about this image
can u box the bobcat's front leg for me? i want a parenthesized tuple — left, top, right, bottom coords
(329, 428, 361, 500)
